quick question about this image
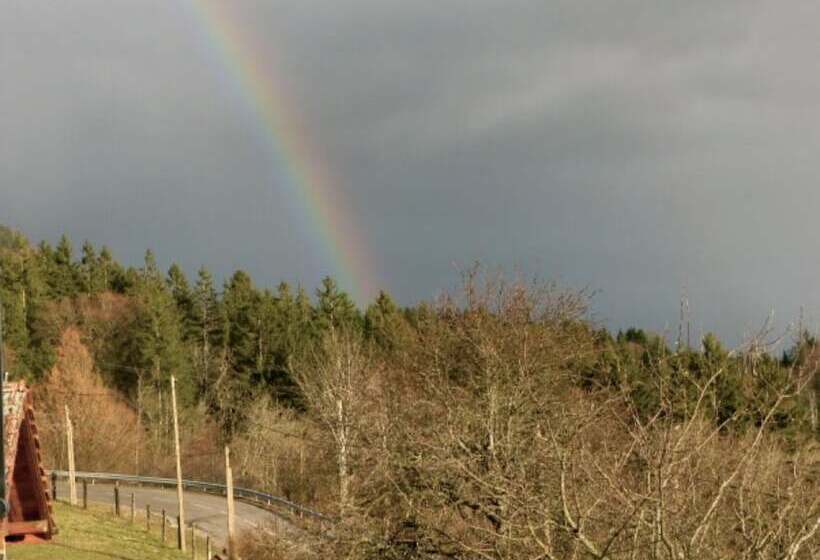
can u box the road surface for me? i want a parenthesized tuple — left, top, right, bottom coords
(53, 479, 287, 546)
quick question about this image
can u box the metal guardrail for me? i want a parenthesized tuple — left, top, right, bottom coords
(49, 470, 334, 523)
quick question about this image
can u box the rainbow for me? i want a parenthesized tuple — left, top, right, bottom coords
(181, 0, 379, 304)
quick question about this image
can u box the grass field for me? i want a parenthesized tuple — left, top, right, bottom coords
(10, 502, 210, 560)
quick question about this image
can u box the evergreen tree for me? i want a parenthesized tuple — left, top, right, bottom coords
(80, 240, 99, 294)
(98, 245, 115, 292)
(47, 234, 80, 297)
(364, 290, 407, 350)
(314, 276, 361, 332)
(216, 270, 263, 433)
(141, 249, 161, 285)
(121, 250, 194, 406)
(191, 266, 225, 396)
(167, 263, 196, 339)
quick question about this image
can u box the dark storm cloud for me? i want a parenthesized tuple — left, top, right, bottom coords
(3, 0, 820, 345)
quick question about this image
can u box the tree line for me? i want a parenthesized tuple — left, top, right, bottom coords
(0, 225, 407, 433)
(0, 224, 816, 441)
(1, 224, 818, 558)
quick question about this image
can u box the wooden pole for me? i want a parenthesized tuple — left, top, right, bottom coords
(82, 479, 88, 509)
(146, 505, 151, 531)
(225, 446, 236, 560)
(114, 481, 120, 516)
(206, 535, 212, 559)
(161, 509, 167, 544)
(136, 373, 142, 475)
(65, 405, 77, 506)
(51, 472, 57, 502)
(177, 515, 183, 551)
(171, 375, 186, 552)
(130, 492, 135, 523)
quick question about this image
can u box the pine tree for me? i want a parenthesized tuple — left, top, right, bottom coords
(364, 290, 408, 351)
(47, 234, 80, 297)
(191, 266, 225, 396)
(216, 270, 263, 433)
(167, 263, 196, 340)
(80, 240, 99, 294)
(314, 276, 361, 332)
(121, 250, 194, 414)
(99, 245, 115, 292)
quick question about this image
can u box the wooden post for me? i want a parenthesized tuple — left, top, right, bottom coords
(177, 515, 183, 551)
(225, 446, 236, 560)
(171, 375, 186, 552)
(161, 509, 167, 544)
(82, 479, 88, 509)
(146, 504, 151, 531)
(51, 472, 57, 502)
(65, 405, 77, 506)
(206, 535, 212, 559)
(114, 481, 120, 516)
(299, 438, 305, 499)
(130, 492, 135, 523)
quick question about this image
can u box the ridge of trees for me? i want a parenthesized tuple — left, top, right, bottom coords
(1, 225, 817, 558)
(0, 225, 817, 440)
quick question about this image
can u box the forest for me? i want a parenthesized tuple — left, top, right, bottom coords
(0, 223, 817, 559)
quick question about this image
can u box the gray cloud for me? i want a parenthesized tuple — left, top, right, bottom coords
(3, 0, 820, 345)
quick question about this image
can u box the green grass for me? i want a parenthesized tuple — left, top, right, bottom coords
(10, 503, 210, 560)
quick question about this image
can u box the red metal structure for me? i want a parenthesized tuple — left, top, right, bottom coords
(2, 382, 55, 542)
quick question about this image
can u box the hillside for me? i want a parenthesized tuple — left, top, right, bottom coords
(0, 225, 817, 559)
(12, 503, 200, 560)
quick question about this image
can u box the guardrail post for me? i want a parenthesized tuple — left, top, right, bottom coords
(177, 515, 183, 550)
(114, 481, 120, 516)
(130, 492, 135, 523)
(82, 479, 88, 509)
(161, 509, 167, 544)
(146, 505, 151, 531)
(51, 472, 57, 502)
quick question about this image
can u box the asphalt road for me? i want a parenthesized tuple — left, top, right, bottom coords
(53, 479, 286, 546)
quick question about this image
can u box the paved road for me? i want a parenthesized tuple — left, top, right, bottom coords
(54, 479, 286, 546)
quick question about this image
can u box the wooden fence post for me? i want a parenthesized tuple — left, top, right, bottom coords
(161, 509, 167, 544)
(206, 535, 212, 559)
(82, 479, 88, 509)
(51, 472, 57, 502)
(65, 406, 77, 506)
(114, 481, 120, 516)
(177, 515, 183, 551)
(130, 493, 135, 523)
(146, 504, 151, 531)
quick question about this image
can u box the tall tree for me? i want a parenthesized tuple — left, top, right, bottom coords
(216, 270, 262, 433)
(80, 240, 99, 295)
(119, 251, 194, 429)
(314, 277, 361, 333)
(47, 234, 80, 297)
(167, 263, 196, 339)
(364, 290, 408, 351)
(191, 266, 225, 397)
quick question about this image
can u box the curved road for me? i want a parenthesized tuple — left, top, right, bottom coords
(53, 479, 287, 546)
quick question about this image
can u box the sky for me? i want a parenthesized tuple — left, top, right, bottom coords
(2, 0, 820, 347)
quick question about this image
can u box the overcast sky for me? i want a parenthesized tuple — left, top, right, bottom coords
(2, 1, 820, 346)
